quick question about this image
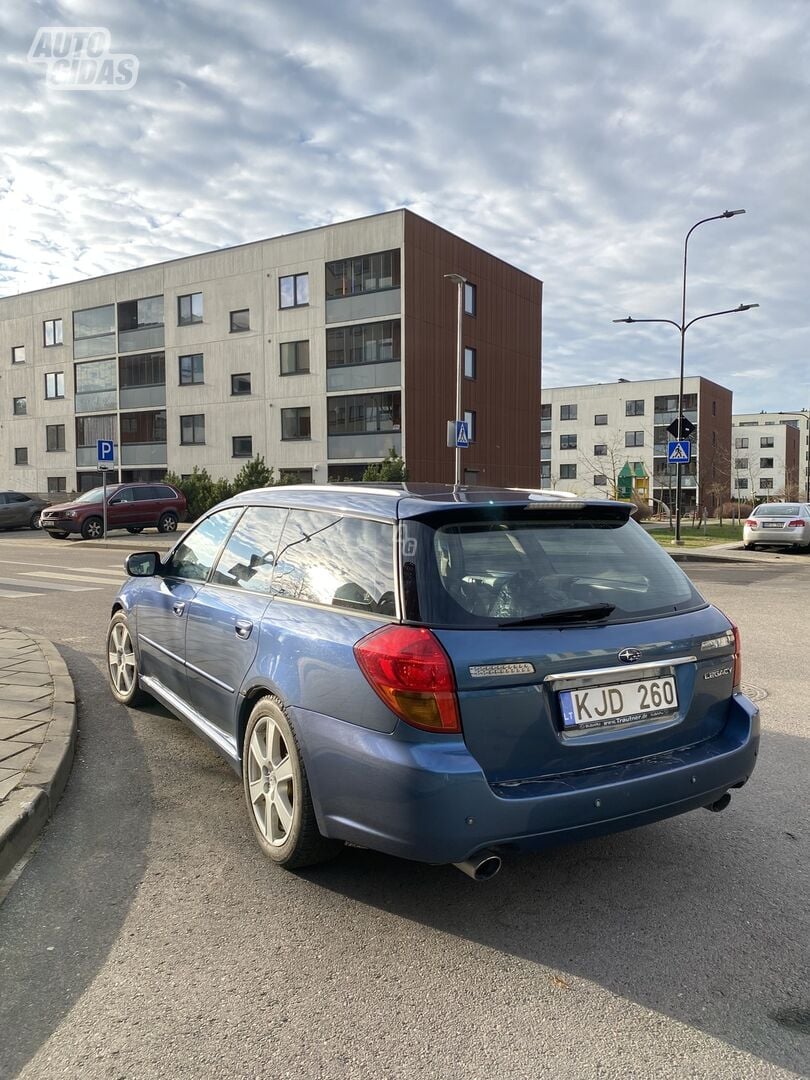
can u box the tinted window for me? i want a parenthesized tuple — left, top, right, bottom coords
(167, 508, 241, 582)
(271, 511, 395, 614)
(752, 504, 802, 517)
(153, 486, 178, 499)
(211, 507, 289, 593)
(402, 510, 702, 626)
(111, 488, 136, 503)
(134, 486, 157, 501)
(8, 493, 29, 504)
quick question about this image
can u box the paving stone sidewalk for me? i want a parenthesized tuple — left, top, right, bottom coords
(0, 627, 76, 878)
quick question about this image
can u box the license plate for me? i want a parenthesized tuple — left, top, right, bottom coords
(762, 522, 783, 529)
(559, 676, 678, 731)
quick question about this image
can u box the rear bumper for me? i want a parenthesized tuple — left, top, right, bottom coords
(296, 693, 760, 864)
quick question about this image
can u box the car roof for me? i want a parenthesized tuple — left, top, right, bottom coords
(225, 483, 632, 521)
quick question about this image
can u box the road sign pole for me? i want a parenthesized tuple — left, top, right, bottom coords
(102, 469, 108, 539)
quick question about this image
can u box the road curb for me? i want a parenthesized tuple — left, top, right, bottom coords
(0, 630, 77, 879)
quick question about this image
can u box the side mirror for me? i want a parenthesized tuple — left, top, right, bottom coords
(126, 551, 161, 577)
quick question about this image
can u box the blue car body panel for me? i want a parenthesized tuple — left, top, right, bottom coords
(111, 484, 760, 866)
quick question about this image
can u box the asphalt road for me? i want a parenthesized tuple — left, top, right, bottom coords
(0, 531, 808, 1079)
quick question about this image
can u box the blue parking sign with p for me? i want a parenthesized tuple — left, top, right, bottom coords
(97, 439, 115, 463)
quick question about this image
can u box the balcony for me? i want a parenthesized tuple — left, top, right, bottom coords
(121, 443, 168, 466)
(328, 432, 402, 460)
(75, 390, 117, 413)
(326, 289, 400, 325)
(74, 333, 116, 360)
(326, 361, 401, 392)
(118, 325, 165, 354)
(119, 384, 166, 409)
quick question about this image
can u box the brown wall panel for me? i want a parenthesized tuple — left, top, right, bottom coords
(403, 211, 542, 487)
(697, 378, 733, 512)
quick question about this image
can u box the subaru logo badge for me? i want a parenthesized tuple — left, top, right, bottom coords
(618, 648, 642, 663)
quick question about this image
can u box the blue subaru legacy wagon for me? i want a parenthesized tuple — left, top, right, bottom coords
(106, 485, 759, 880)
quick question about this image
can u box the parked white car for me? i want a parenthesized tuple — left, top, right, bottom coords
(743, 503, 810, 551)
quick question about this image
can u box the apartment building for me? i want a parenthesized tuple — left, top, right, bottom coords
(541, 376, 732, 513)
(0, 210, 542, 494)
(732, 411, 805, 502)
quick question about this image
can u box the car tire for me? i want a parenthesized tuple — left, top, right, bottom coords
(81, 516, 104, 540)
(47, 531, 70, 540)
(158, 512, 178, 533)
(743, 543, 756, 551)
(106, 612, 149, 707)
(242, 696, 342, 869)
(29, 511, 42, 530)
(126, 527, 144, 534)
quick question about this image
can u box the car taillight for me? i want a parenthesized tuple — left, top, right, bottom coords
(731, 622, 742, 692)
(354, 625, 461, 733)
(787, 519, 804, 528)
(745, 519, 758, 529)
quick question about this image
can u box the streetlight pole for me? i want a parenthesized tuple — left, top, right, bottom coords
(614, 209, 756, 544)
(444, 273, 466, 486)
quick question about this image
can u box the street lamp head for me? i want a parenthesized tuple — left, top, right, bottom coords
(722, 209, 746, 218)
(738, 303, 759, 311)
(444, 273, 467, 286)
(613, 316, 635, 323)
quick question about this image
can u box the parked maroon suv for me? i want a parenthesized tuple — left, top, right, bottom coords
(40, 483, 187, 541)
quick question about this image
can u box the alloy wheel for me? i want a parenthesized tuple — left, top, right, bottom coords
(108, 621, 137, 696)
(246, 715, 295, 846)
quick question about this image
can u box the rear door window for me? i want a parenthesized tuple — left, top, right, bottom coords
(270, 510, 396, 615)
(403, 509, 703, 626)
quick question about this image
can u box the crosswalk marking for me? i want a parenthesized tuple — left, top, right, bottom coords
(23, 570, 124, 584)
(0, 575, 100, 592)
(0, 589, 46, 598)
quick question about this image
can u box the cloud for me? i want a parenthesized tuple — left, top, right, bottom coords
(0, 0, 807, 412)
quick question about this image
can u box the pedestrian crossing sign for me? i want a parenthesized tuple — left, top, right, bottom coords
(667, 439, 691, 464)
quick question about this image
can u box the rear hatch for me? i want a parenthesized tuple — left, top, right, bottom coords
(749, 504, 808, 540)
(401, 501, 738, 783)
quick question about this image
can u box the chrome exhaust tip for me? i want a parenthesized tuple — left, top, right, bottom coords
(453, 850, 502, 881)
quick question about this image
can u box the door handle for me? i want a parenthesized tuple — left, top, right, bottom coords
(235, 619, 253, 639)
(172, 601, 186, 616)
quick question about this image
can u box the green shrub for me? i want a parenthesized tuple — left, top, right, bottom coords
(362, 449, 407, 482)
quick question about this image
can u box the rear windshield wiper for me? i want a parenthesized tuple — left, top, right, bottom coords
(498, 603, 616, 627)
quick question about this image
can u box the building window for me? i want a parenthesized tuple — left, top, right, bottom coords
(737, 478, 749, 490)
(43, 319, 63, 347)
(327, 392, 401, 435)
(119, 352, 165, 389)
(560, 434, 577, 450)
(230, 309, 250, 333)
(232, 435, 253, 457)
(560, 404, 577, 420)
(279, 468, 313, 484)
(47, 476, 67, 493)
(594, 443, 607, 456)
(625, 431, 644, 447)
(12, 346, 25, 364)
(177, 293, 203, 325)
(180, 414, 205, 445)
(463, 282, 477, 316)
(326, 321, 401, 368)
(464, 410, 476, 443)
(281, 406, 311, 441)
(540, 462, 551, 480)
(121, 409, 166, 446)
(76, 413, 116, 450)
(464, 346, 476, 379)
(13, 396, 26, 416)
(179, 353, 204, 385)
(626, 399, 644, 416)
(46, 424, 66, 452)
(45, 372, 65, 399)
(560, 464, 577, 479)
(280, 340, 310, 375)
(735, 437, 749, 449)
(231, 373, 251, 396)
(760, 457, 774, 469)
(73, 304, 116, 359)
(760, 436, 774, 448)
(712, 400, 717, 416)
(735, 457, 748, 469)
(325, 252, 399, 299)
(594, 413, 607, 425)
(540, 403, 551, 420)
(761, 478, 774, 489)
(14, 447, 28, 465)
(594, 474, 608, 486)
(540, 432, 551, 451)
(712, 431, 716, 446)
(279, 273, 309, 308)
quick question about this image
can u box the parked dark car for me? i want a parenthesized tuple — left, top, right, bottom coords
(41, 482, 186, 540)
(106, 484, 759, 880)
(0, 491, 50, 530)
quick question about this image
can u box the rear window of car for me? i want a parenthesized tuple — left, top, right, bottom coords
(752, 504, 802, 517)
(401, 507, 704, 627)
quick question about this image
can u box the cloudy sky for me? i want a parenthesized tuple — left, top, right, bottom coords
(1, 0, 807, 413)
